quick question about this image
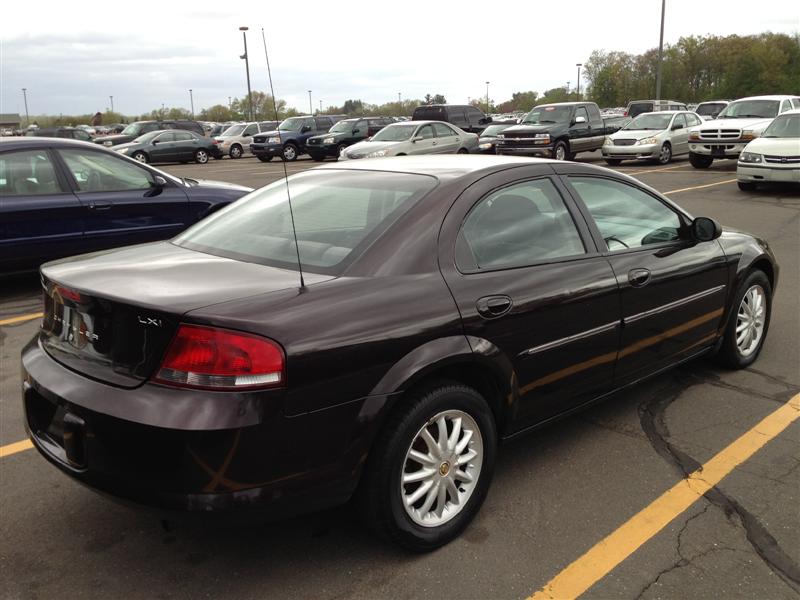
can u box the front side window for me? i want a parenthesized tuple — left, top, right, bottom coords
(174, 170, 437, 274)
(672, 114, 687, 129)
(568, 176, 682, 251)
(0, 150, 63, 196)
(243, 124, 258, 136)
(458, 178, 585, 271)
(416, 124, 435, 139)
(575, 107, 589, 123)
(174, 132, 194, 141)
(59, 149, 154, 192)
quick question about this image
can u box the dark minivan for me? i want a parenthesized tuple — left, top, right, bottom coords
(412, 104, 492, 134)
(94, 120, 206, 147)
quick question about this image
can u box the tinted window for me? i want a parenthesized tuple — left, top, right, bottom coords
(672, 114, 687, 129)
(314, 118, 332, 130)
(141, 123, 160, 134)
(155, 132, 176, 143)
(0, 150, 62, 196)
(433, 123, 456, 137)
(413, 106, 446, 121)
(59, 149, 154, 192)
(174, 170, 437, 274)
(568, 176, 682, 251)
(449, 107, 468, 126)
(628, 102, 654, 118)
(458, 179, 585, 271)
(174, 131, 194, 141)
(575, 107, 590, 123)
(587, 104, 602, 121)
(696, 103, 725, 117)
(466, 107, 484, 126)
(304, 118, 317, 131)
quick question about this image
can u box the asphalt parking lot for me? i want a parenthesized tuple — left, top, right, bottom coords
(1, 152, 798, 599)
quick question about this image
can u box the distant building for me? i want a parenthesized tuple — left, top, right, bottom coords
(0, 113, 22, 128)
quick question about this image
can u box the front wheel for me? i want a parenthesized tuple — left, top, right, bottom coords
(229, 144, 243, 159)
(716, 270, 772, 369)
(282, 143, 299, 162)
(358, 382, 497, 552)
(257, 155, 273, 162)
(553, 141, 571, 161)
(132, 151, 148, 163)
(457, 148, 469, 154)
(689, 152, 713, 169)
(738, 181, 756, 191)
(656, 143, 672, 165)
(194, 149, 209, 164)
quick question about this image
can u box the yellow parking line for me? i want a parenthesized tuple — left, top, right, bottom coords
(663, 178, 737, 195)
(529, 392, 800, 600)
(0, 439, 33, 458)
(0, 312, 43, 327)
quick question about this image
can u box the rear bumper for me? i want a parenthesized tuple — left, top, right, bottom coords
(21, 336, 381, 514)
(737, 164, 800, 183)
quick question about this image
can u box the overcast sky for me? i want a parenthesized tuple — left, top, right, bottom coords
(1, 0, 796, 118)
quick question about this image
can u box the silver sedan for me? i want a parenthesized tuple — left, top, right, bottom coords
(339, 120, 478, 160)
(602, 111, 703, 165)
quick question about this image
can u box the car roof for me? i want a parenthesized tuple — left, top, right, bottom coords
(732, 95, 797, 102)
(628, 99, 685, 103)
(780, 108, 800, 115)
(0, 136, 103, 151)
(697, 100, 729, 104)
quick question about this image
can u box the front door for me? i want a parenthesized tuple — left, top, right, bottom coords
(670, 114, 689, 155)
(409, 124, 437, 155)
(569, 106, 592, 151)
(55, 147, 190, 252)
(439, 167, 621, 429)
(562, 172, 728, 385)
(149, 131, 178, 162)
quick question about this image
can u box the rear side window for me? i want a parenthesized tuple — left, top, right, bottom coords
(433, 123, 456, 137)
(315, 117, 332, 130)
(465, 107, 484, 127)
(457, 178, 585, 271)
(449, 107, 468, 127)
(413, 106, 445, 121)
(0, 150, 63, 196)
(174, 170, 437, 274)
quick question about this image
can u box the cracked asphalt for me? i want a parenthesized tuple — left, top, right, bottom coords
(1, 152, 798, 599)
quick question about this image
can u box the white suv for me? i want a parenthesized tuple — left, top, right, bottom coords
(687, 95, 800, 168)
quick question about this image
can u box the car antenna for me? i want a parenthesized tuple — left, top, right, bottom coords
(262, 27, 305, 290)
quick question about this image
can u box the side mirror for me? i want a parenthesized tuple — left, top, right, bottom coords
(301, 126, 311, 133)
(691, 217, 722, 242)
(152, 139, 160, 145)
(411, 135, 423, 143)
(154, 175, 168, 187)
(574, 116, 587, 124)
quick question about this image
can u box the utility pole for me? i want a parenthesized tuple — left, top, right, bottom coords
(308, 90, 312, 115)
(21, 88, 30, 126)
(398, 92, 401, 104)
(655, 0, 666, 100)
(189, 89, 195, 119)
(576, 64, 582, 100)
(109, 95, 114, 113)
(485, 81, 490, 114)
(319, 99, 322, 113)
(239, 26, 253, 120)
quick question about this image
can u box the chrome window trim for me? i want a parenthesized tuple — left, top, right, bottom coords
(623, 285, 726, 325)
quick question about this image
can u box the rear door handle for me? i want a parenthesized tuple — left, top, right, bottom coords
(628, 268, 651, 288)
(476, 295, 513, 319)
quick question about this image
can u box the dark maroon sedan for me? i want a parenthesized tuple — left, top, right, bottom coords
(22, 156, 777, 551)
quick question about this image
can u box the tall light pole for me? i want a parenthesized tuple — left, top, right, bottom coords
(576, 64, 582, 100)
(485, 81, 490, 114)
(239, 26, 253, 121)
(21, 88, 30, 126)
(228, 96, 232, 110)
(109, 95, 114, 113)
(655, 0, 666, 100)
(319, 99, 322, 113)
(189, 89, 195, 119)
(398, 92, 401, 104)
(308, 90, 312, 115)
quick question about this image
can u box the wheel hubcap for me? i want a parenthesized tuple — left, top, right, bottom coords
(285, 147, 295, 160)
(401, 409, 483, 528)
(661, 145, 670, 162)
(736, 285, 766, 357)
(134, 154, 145, 162)
(555, 146, 565, 160)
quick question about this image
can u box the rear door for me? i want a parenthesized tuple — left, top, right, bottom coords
(670, 114, 689, 155)
(560, 170, 728, 385)
(438, 166, 620, 428)
(55, 147, 190, 251)
(432, 122, 460, 153)
(0, 147, 86, 272)
(172, 131, 198, 161)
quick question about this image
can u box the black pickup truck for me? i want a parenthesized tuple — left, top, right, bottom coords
(495, 102, 625, 160)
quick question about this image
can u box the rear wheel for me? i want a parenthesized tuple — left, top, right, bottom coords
(689, 152, 713, 169)
(282, 143, 299, 162)
(737, 181, 756, 191)
(716, 270, 772, 369)
(605, 159, 622, 166)
(656, 143, 672, 165)
(457, 148, 469, 154)
(194, 149, 209, 164)
(358, 381, 496, 552)
(257, 155, 273, 162)
(132, 151, 148, 163)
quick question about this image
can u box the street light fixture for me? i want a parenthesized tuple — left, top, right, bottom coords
(485, 81, 490, 114)
(575, 64, 582, 100)
(189, 89, 195, 119)
(239, 26, 253, 121)
(21, 88, 30, 126)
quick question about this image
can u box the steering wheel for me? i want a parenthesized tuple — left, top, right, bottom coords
(604, 235, 630, 249)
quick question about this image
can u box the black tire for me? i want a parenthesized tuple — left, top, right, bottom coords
(457, 148, 469, 154)
(689, 152, 713, 169)
(229, 144, 243, 159)
(131, 151, 148, 164)
(656, 143, 672, 165)
(336, 144, 348, 158)
(282, 143, 299, 162)
(605, 159, 622, 166)
(358, 381, 497, 552)
(737, 181, 756, 191)
(553, 140, 571, 161)
(194, 149, 209, 164)
(257, 155, 273, 162)
(715, 270, 772, 369)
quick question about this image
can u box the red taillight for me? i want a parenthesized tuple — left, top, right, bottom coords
(623, 111, 628, 116)
(55, 285, 82, 303)
(154, 324, 285, 390)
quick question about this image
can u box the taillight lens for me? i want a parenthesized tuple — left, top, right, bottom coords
(154, 324, 285, 390)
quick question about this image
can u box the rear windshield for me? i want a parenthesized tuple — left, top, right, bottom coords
(174, 170, 438, 275)
(627, 102, 654, 118)
(413, 107, 445, 120)
(696, 103, 726, 116)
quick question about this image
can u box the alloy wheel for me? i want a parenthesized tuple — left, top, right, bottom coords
(736, 285, 766, 357)
(401, 410, 483, 527)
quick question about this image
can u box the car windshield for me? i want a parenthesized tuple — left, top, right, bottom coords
(624, 114, 673, 130)
(482, 124, 513, 137)
(696, 103, 725, 116)
(121, 124, 142, 136)
(174, 170, 438, 275)
(522, 106, 573, 125)
(718, 100, 779, 119)
(279, 118, 305, 131)
(222, 124, 246, 136)
(372, 124, 417, 142)
(762, 114, 800, 138)
(133, 131, 163, 144)
(329, 120, 357, 133)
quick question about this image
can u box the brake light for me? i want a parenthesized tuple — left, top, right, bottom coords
(155, 324, 285, 390)
(623, 111, 628, 116)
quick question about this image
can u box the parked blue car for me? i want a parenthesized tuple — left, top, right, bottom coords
(0, 137, 252, 275)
